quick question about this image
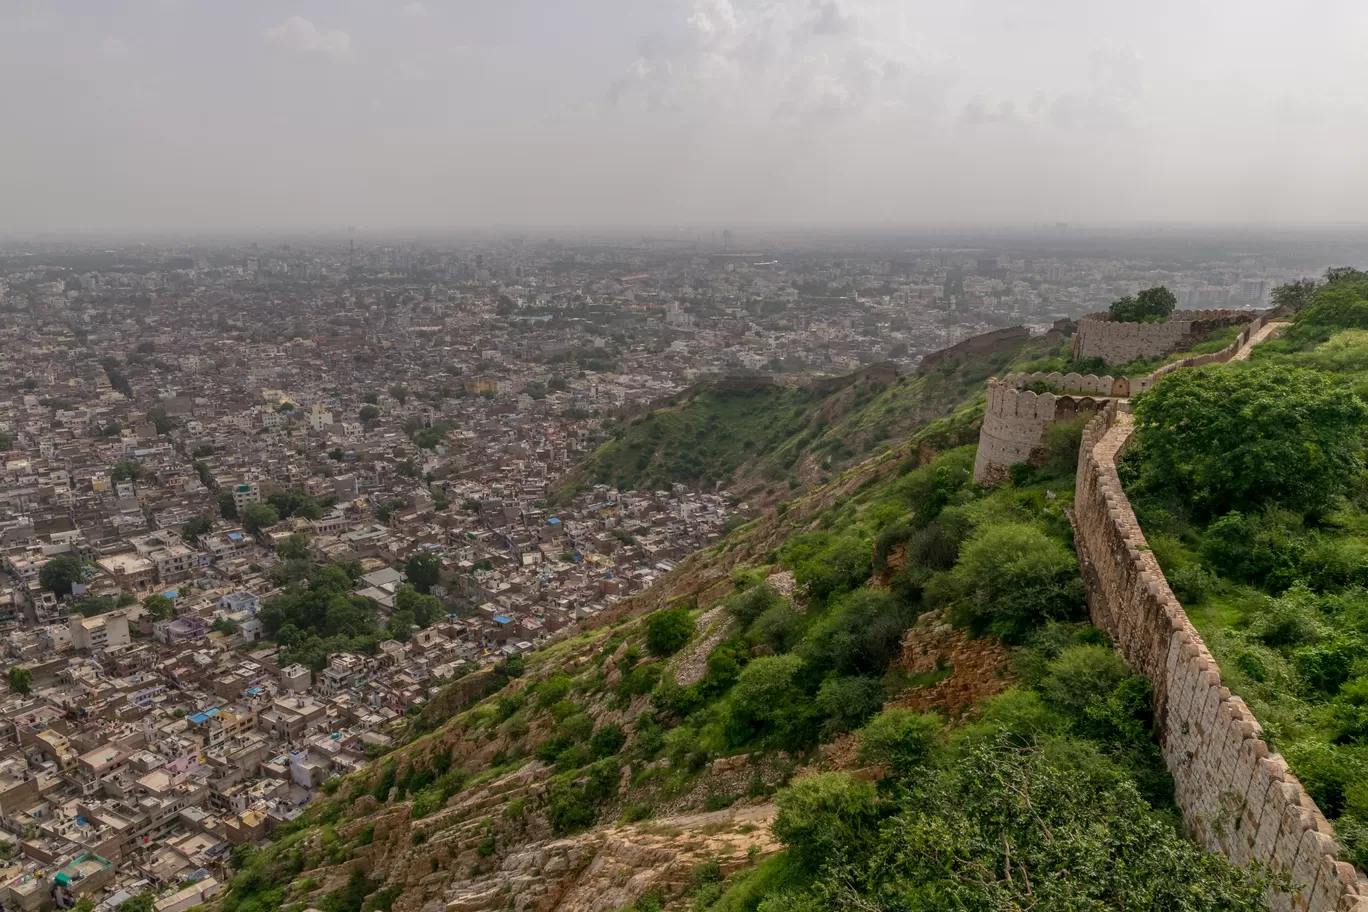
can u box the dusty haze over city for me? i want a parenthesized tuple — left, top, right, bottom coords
(3, 0, 1368, 232)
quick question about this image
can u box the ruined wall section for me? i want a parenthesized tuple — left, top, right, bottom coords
(1074, 403, 1368, 911)
(1074, 308, 1258, 365)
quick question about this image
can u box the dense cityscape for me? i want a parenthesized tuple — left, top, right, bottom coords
(0, 227, 1358, 912)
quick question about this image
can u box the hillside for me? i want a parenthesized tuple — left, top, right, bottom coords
(210, 322, 1284, 912)
(552, 328, 1066, 504)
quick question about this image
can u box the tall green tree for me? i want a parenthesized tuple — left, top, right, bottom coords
(1271, 279, 1319, 314)
(1108, 285, 1177, 323)
(183, 515, 214, 543)
(395, 584, 441, 628)
(111, 459, 144, 483)
(242, 503, 281, 535)
(7, 667, 34, 695)
(142, 594, 174, 621)
(39, 555, 83, 596)
(276, 532, 311, 560)
(404, 552, 442, 593)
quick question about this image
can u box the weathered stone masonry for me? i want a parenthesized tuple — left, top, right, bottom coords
(1073, 308, 1258, 364)
(972, 380, 1111, 484)
(1074, 394, 1368, 909)
(974, 316, 1275, 484)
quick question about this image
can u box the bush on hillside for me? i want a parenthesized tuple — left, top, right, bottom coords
(770, 772, 880, 876)
(856, 708, 941, 769)
(645, 606, 694, 657)
(764, 737, 1280, 911)
(943, 523, 1085, 643)
(1128, 362, 1368, 518)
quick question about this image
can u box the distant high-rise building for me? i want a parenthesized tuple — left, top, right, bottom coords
(1240, 278, 1265, 302)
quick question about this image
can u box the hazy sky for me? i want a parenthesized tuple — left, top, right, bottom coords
(3, 0, 1366, 232)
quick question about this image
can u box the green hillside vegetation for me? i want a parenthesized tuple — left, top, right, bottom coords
(554, 331, 1065, 502)
(217, 405, 1276, 912)
(1120, 268, 1368, 870)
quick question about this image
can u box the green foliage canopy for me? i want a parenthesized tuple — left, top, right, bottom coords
(1108, 285, 1177, 323)
(1128, 362, 1368, 518)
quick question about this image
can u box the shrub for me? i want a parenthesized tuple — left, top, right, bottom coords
(944, 523, 1085, 643)
(705, 793, 739, 811)
(1200, 508, 1308, 590)
(589, 723, 626, 758)
(771, 772, 880, 875)
(1293, 637, 1364, 694)
(803, 588, 916, 679)
(619, 661, 664, 698)
(725, 654, 813, 747)
(1249, 585, 1326, 648)
(1038, 645, 1130, 727)
(1328, 678, 1368, 745)
(1108, 286, 1176, 323)
(748, 603, 806, 653)
(1167, 565, 1217, 606)
(856, 708, 941, 769)
(646, 607, 695, 657)
(1282, 739, 1368, 816)
(620, 802, 653, 823)
(726, 583, 786, 626)
(583, 759, 621, 803)
(1296, 283, 1368, 333)
(814, 675, 885, 738)
(781, 532, 872, 607)
(893, 445, 975, 522)
(547, 782, 596, 835)
(536, 674, 572, 708)
(1037, 415, 1091, 471)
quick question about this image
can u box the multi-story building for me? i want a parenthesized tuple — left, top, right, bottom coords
(230, 481, 261, 515)
(70, 611, 131, 653)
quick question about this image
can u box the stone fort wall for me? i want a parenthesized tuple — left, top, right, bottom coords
(1075, 401, 1368, 912)
(972, 311, 1368, 906)
(971, 381, 1109, 483)
(973, 316, 1270, 483)
(1074, 308, 1258, 365)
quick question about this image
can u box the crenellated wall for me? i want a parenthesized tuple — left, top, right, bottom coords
(971, 381, 1109, 483)
(1074, 308, 1259, 365)
(1074, 401, 1368, 911)
(997, 371, 1130, 397)
(971, 310, 1368, 905)
(974, 315, 1274, 483)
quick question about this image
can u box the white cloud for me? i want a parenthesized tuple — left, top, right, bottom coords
(612, 0, 943, 124)
(264, 16, 352, 60)
(402, 2, 429, 18)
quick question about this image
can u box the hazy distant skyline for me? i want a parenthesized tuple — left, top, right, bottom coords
(4, 0, 1367, 233)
